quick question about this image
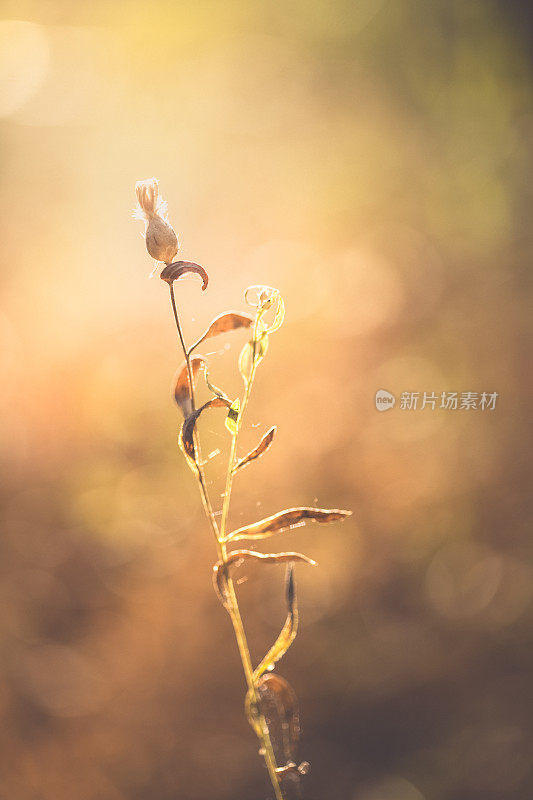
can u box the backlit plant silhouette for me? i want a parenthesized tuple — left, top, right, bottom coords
(134, 178, 351, 800)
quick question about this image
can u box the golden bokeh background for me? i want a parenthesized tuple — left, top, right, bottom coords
(1, 1, 532, 798)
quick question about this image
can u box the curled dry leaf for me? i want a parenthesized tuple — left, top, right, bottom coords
(253, 564, 297, 682)
(189, 311, 253, 353)
(234, 426, 276, 473)
(179, 397, 229, 473)
(160, 260, 209, 289)
(173, 356, 205, 417)
(212, 550, 316, 609)
(244, 286, 285, 329)
(225, 506, 352, 543)
(245, 285, 278, 308)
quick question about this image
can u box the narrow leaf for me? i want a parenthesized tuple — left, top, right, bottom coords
(212, 550, 316, 609)
(225, 506, 352, 543)
(178, 397, 229, 474)
(160, 260, 208, 289)
(189, 311, 253, 353)
(202, 362, 231, 403)
(253, 564, 297, 682)
(238, 340, 253, 384)
(264, 295, 285, 334)
(225, 398, 240, 435)
(233, 426, 276, 473)
(238, 330, 269, 385)
(173, 356, 205, 417)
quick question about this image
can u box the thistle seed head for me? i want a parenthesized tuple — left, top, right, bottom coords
(134, 178, 179, 265)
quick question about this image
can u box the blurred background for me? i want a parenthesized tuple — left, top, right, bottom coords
(1, 1, 532, 798)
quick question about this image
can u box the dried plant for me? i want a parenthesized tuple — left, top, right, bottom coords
(134, 178, 351, 799)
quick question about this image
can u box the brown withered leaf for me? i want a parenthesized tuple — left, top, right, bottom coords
(179, 397, 229, 473)
(212, 550, 316, 609)
(225, 506, 352, 543)
(173, 356, 205, 416)
(253, 564, 297, 682)
(160, 260, 208, 289)
(233, 426, 276, 473)
(189, 311, 253, 353)
(246, 674, 301, 767)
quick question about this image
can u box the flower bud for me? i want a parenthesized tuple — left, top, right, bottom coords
(134, 178, 179, 265)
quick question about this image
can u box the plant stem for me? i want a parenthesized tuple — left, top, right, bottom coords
(169, 284, 219, 543)
(217, 313, 284, 798)
(222, 570, 284, 800)
(219, 315, 258, 542)
(168, 287, 284, 800)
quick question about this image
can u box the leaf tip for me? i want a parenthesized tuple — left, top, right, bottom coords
(286, 563, 295, 611)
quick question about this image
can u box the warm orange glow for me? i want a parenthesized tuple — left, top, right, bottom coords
(1, 2, 532, 799)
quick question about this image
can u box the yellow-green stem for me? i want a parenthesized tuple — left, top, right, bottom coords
(219, 313, 259, 542)
(169, 288, 284, 800)
(220, 555, 284, 800)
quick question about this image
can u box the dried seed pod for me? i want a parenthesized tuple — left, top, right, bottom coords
(134, 177, 179, 265)
(225, 506, 352, 543)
